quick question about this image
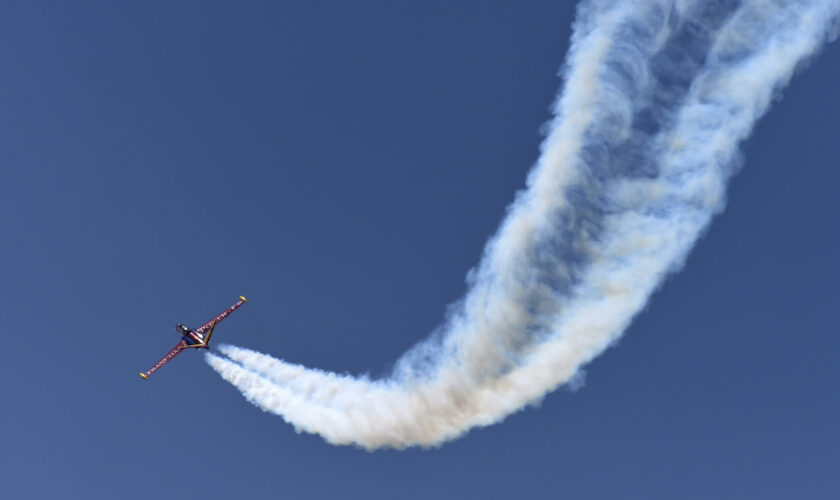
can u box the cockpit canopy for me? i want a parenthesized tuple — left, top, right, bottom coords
(175, 323, 192, 336)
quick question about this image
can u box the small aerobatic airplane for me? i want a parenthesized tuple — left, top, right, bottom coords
(139, 296, 248, 380)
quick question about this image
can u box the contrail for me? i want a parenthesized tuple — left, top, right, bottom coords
(208, 0, 839, 449)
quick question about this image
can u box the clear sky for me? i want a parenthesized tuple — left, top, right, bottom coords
(1, 2, 838, 499)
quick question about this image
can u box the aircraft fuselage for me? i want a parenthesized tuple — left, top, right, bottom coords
(175, 323, 204, 346)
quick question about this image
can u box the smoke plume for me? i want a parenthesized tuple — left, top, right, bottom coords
(208, 0, 839, 449)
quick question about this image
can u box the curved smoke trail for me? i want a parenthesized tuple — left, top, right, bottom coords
(208, 0, 839, 449)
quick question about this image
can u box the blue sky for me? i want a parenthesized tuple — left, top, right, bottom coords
(1, 2, 838, 499)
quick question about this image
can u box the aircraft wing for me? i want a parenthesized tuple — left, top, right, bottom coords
(195, 296, 248, 335)
(139, 340, 189, 379)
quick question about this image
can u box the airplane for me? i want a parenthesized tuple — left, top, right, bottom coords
(139, 296, 248, 380)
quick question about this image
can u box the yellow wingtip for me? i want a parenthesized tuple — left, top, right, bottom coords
(240, 295, 248, 303)
(139, 373, 148, 380)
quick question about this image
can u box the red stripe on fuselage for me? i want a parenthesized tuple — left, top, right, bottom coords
(183, 329, 204, 345)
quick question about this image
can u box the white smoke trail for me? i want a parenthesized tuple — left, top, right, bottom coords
(208, 0, 839, 449)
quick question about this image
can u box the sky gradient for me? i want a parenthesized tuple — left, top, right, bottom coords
(1, 2, 838, 499)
